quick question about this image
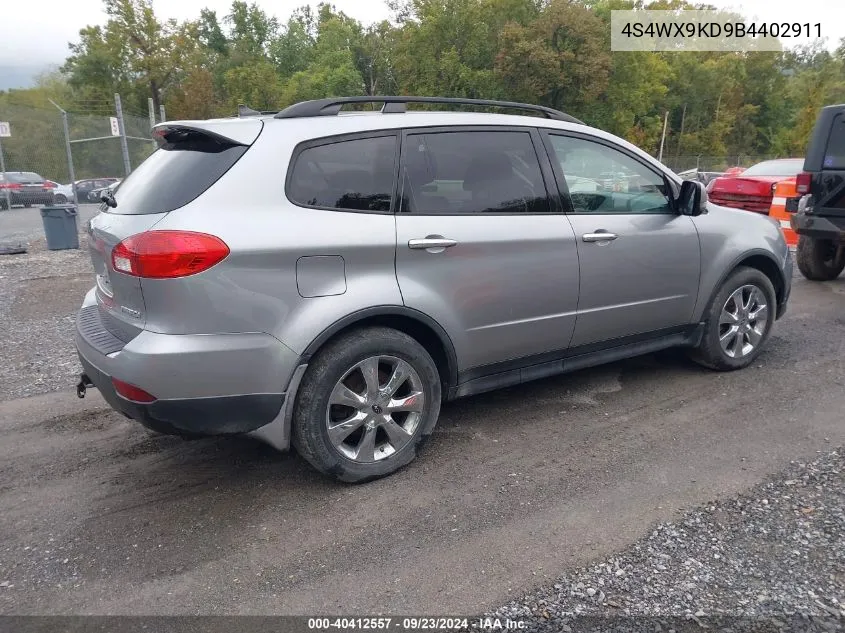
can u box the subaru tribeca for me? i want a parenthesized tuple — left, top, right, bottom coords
(75, 96, 792, 482)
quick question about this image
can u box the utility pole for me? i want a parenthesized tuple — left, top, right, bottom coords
(159, 104, 167, 123)
(114, 93, 132, 176)
(148, 98, 157, 150)
(658, 111, 669, 163)
(675, 103, 687, 165)
(0, 134, 10, 211)
(49, 99, 79, 205)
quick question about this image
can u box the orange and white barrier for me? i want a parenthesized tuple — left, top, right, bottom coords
(768, 179, 798, 248)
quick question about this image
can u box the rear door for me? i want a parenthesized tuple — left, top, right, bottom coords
(86, 123, 258, 342)
(394, 126, 580, 376)
(542, 131, 700, 347)
(76, 180, 96, 197)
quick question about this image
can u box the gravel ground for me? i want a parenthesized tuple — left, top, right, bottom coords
(0, 236, 93, 401)
(2, 206, 845, 621)
(488, 450, 845, 632)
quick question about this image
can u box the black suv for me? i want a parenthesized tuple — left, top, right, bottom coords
(74, 178, 120, 202)
(791, 103, 845, 280)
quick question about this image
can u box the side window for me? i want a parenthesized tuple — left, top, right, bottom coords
(288, 135, 396, 212)
(548, 135, 672, 214)
(401, 131, 550, 214)
(824, 113, 845, 170)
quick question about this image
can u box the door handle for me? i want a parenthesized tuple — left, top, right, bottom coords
(582, 232, 618, 243)
(408, 237, 458, 250)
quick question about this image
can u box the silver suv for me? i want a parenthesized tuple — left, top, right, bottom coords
(75, 96, 792, 482)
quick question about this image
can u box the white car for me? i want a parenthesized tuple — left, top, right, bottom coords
(48, 181, 75, 204)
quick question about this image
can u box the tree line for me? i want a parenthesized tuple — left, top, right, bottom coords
(3, 0, 845, 175)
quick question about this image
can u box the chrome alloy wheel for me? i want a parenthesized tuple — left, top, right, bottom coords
(719, 284, 769, 359)
(326, 355, 425, 463)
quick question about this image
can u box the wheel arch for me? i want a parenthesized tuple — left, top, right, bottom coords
(701, 249, 786, 320)
(300, 306, 459, 399)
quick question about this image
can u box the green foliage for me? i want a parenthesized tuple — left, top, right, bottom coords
(271, 7, 317, 77)
(224, 61, 285, 111)
(496, 0, 611, 114)
(3, 0, 845, 176)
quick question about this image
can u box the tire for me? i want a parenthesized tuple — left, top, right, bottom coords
(690, 266, 777, 371)
(796, 236, 845, 281)
(54, 194, 68, 204)
(292, 327, 442, 483)
(0, 200, 7, 211)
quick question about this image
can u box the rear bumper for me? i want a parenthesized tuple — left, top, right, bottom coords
(790, 212, 845, 242)
(707, 196, 772, 214)
(10, 191, 54, 205)
(75, 288, 298, 437)
(78, 355, 284, 436)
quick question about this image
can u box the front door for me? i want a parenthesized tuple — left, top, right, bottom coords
(543, 132, 701, 348)
(394, 127, 580, 376)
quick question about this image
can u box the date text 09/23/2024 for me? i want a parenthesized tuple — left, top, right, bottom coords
(307, 617, 526, 630)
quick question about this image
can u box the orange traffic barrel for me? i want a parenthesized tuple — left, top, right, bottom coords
(768, 179, 799, 248)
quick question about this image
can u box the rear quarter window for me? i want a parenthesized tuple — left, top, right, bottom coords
(824, 113, 845, 170)
(108, 131, 248, 215)
(286, 134, 397, 212)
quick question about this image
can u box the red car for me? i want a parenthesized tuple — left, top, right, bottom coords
(707, 158, 804, 213)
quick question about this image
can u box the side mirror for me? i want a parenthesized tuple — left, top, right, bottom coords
(677, 180, 708, 216)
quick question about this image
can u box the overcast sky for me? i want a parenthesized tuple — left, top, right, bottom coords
(0, 0, 843, 88)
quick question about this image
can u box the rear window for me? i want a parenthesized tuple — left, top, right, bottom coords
(741, 159, 804, 177)
(2, 172, 44, 183)
(823, 113, 845, 170)
(107, 130, 248, 215)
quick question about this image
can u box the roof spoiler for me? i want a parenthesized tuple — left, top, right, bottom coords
(152, 119, 263, 146)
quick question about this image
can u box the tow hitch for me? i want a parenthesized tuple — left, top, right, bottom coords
(77, 374, 95, 398)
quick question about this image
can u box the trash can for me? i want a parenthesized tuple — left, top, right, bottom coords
(40, 205, 80, 250)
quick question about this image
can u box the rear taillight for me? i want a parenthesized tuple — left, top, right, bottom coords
(0, 183, 21, 190)
(43, 182, 57, 189)
(796, 172, 812, 195)
(112, 378, 156, 403)
(111, 231, 229, 279)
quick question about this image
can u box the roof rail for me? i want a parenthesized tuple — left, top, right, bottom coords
(274, 96, 584, 124)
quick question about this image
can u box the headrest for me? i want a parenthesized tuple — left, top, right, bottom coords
(463, 153, 514, 190)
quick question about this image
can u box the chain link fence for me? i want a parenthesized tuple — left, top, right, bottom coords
(664, 155, 779, 173)
(0, 98, 789, 209)
(0, 95, 162, 209)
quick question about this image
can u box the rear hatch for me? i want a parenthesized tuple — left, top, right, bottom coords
(707, 176, 782, 213)
(15, 172, 49, 196)
(804, 104, 845, 216)
(85, 119, 261, 345)
(3, 172, 51, 201)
